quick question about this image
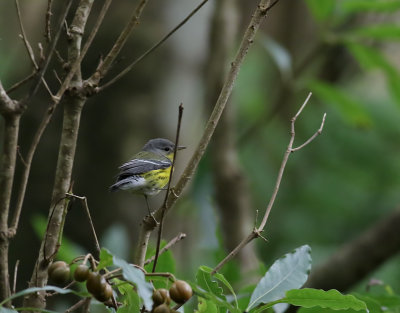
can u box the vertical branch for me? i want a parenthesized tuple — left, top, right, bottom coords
(0, 82, 22, 304)
(0, 115, 20, 304)
(23, 0, 94, 310)
(151, 104, 184, 272)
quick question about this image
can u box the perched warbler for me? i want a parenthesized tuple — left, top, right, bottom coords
(110, 138, 185, 214)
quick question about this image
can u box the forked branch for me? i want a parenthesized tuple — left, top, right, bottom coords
(212, 92, 326, 274)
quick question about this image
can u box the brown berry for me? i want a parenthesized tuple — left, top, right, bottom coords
(74, 264, 90, 282)
(86, 272, 107, 297)
(152, 288, 171, 306)
(48, 261, 68, 276)
(95, 283, 113, 302)
(153, 303, 170, 313)
(48, 261, 70, 285)
(169, 280, 192, 304)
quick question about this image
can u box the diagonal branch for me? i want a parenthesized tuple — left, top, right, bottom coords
(87, 0, 150, 86)
(134, 0, 274, 267)
(15, 0, 54, 98)
(211, 93, 326, 274)
(25, 0, 74, 104)
(144, 233, 186, 266)
(15, 0, 37, 68)
(96, 0, 210, 92)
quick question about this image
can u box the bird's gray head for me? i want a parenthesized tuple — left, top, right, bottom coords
(142, 138, 181, 157)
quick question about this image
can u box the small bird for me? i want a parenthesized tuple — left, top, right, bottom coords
(110, 138, 185, 216)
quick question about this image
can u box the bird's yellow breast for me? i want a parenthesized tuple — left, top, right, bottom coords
(142, 166, 172, 189)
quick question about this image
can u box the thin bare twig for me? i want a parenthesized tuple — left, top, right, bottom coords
(5, 72, 36, 94)
(64, 298, 87, 313)
(97, 0, 210, 92)
(291, 113, 326, 152)
(12, 260, 19, 295)
(87, 0, 149, 86)
(66, 193, 101, 255)
(212, 93, 326, 274)
(144, 232, 186, 265)
(15, 0, 37, 68)
(152, 104, 184, 272)
(15, 0, 54, 97)
(26, 0, 74, 104)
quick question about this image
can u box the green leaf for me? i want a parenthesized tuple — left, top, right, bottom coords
(117, 282, 141, 313)
(309, 80, 372, 127)
(283, 289, 367, 311)
(97, 248, 114, 271)
(341, 0, 400, 13)
(191, 283, 240, 313)
(0, 286, 84, 306)
(348, 25, 400, 40)
(196, 267, 224, 300)
(199, 266, 238, 308)
(195, 297, 219, 313)
(305, 0, 335, 21)
(246, 245, 312, 311)
(112, 252, 153, 311)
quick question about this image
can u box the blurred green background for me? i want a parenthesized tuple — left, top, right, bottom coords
(1, 0, 400, 304)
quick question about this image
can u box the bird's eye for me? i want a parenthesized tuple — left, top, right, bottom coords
(164, 147, 170, 151)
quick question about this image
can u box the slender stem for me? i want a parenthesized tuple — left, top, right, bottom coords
(12, 260, 19, 295)
(97, 0, 210, 91)
(144, 232, 186, 265)
(65, 193, 101, 256)
(15, 0, 53, 97)
(15, 0, 37, 68)
(152, 104, 184, 272)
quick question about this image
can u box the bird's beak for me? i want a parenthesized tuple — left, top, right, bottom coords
(177, 145, 186, 150)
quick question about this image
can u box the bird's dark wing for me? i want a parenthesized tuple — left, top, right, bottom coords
(117, 151, 171, 177)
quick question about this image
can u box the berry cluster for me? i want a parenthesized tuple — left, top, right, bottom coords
(48, 261, 113, 302)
